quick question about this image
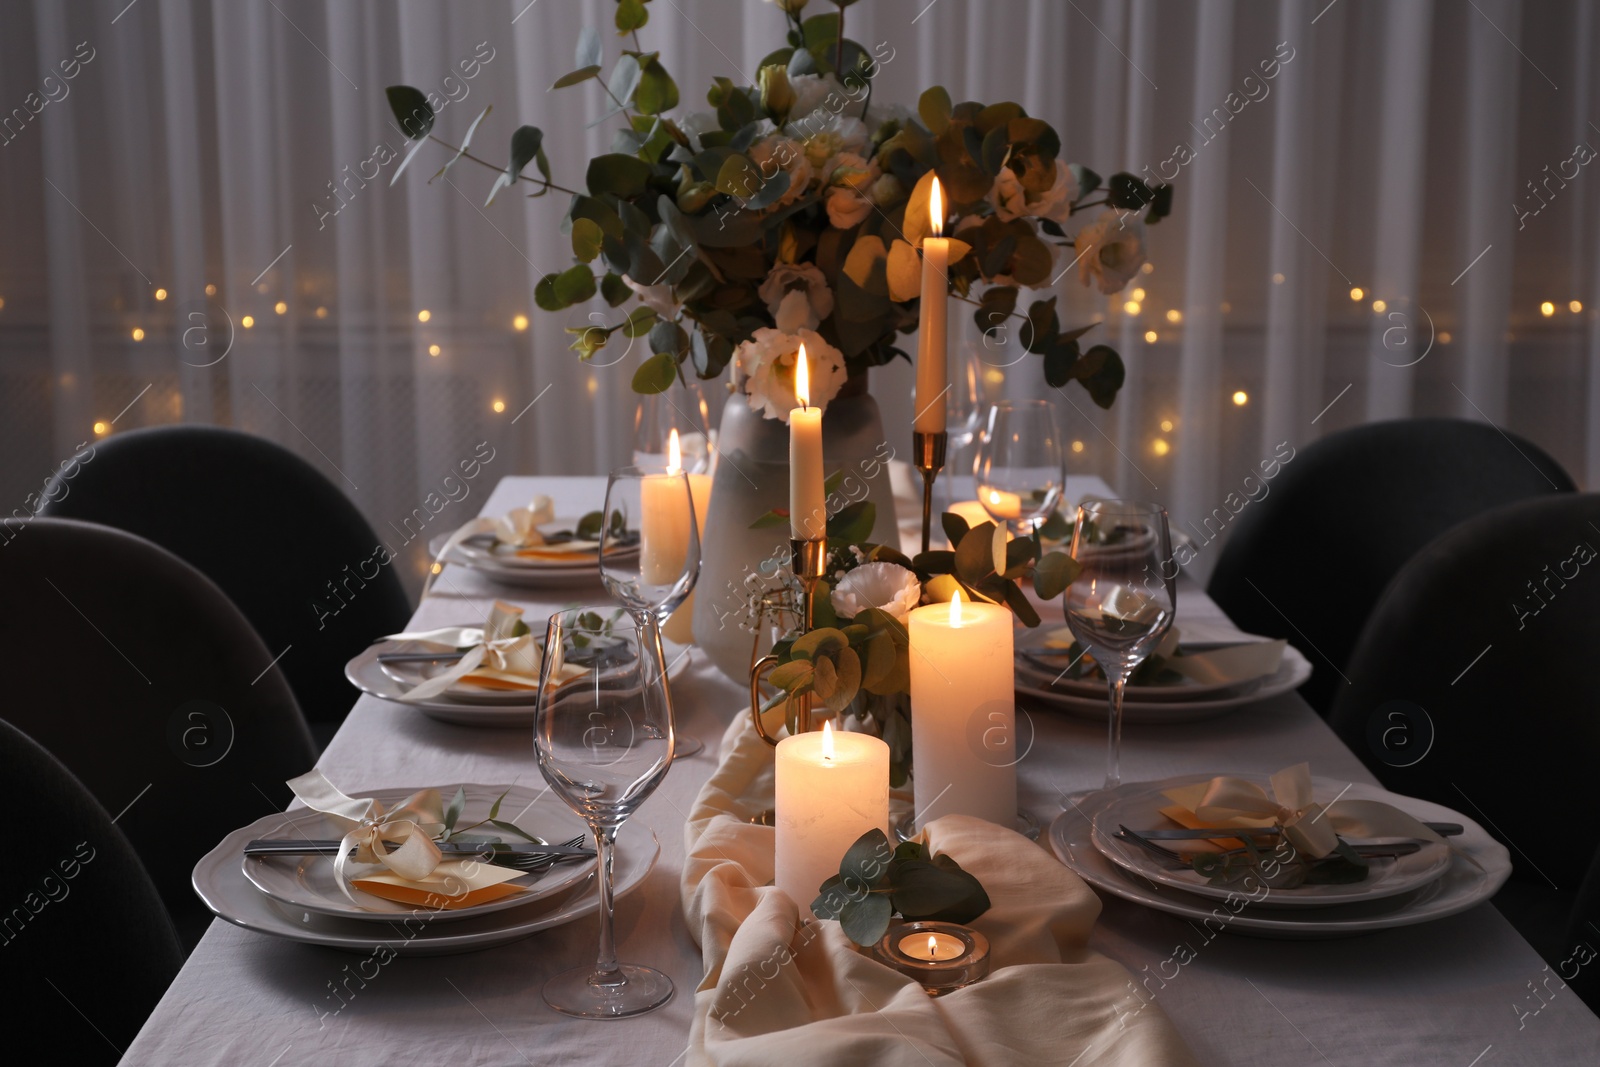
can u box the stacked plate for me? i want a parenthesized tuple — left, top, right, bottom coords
(1048, 773, 1511, 938)
(346, 632, 690, 727)
(1014, 628, 1312, 723)
(193, 783, 658, 956)
(427, 522, 636, 588)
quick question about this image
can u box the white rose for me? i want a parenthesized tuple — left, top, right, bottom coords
(737, 327, 848, 421)
(830, 562, 922, 622)
(622, 274, 679, 318)
(759, 262, 835, 329)
(800, 113, 870, 168)
(748, 135, 813, 205)
(988, 159, 1079, 224)
(788, 73, 848, 125)
(823, 152, 877, 229)
(1075, 208, 1147, 295)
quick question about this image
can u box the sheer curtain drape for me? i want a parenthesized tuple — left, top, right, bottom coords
(1, 0, 1593, 588)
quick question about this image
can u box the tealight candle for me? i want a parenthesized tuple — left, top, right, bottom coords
(774, 720, 889, 918)
(907, 590, 1017, 828)
(873, 921, 991, 996)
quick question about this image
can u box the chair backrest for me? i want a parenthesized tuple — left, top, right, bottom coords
(0, 518, 316, 945)
(36, 424, 412, 730)
(1206, 417, 1575, 716)
(0, 718, 183, 1064)
(1328, 493, 1600, 906)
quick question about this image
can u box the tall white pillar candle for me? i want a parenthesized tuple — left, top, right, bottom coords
(662, 469, 712, 643)
(908, 591, 1016, 827)
(914, 177, 950, 434)
(774, 721, 890, 917)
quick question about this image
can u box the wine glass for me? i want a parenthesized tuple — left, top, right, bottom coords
(974, 400, 1066, 535)
(535, 608, 675, 1018)
(600, 466, 703, 757)
(1064, 501, 1176, 790)
(633, 387, 714, 474)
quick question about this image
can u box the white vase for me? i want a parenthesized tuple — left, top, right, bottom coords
(691, 375, 899, 684)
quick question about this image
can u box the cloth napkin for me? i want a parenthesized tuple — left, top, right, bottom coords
(681, 716, 1199, 1066)
(381, 601, 583, 701)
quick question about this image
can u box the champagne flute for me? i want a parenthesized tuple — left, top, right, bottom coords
(974, 400, 1066, 535)
(600, 466, 702, 756)
(1064, 501, 1176, 790)
(535, 608, 675, 1018)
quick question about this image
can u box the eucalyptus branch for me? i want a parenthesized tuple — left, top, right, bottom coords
(424, 134, 581, 196)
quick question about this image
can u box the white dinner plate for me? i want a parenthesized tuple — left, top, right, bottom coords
(345, 640, 691, 727)
(194, 808, 658, 955)
(452, 527, 638, 571)
(1016, 645, 1312, 723)
(427, 531, 631, 587)
(378, 642, 547, 706)
(240, 785, 595, 923)
(1014, 650, 1269, 703)
(1088, 775, 1452, 908)
(1049, 785, 1510, 939)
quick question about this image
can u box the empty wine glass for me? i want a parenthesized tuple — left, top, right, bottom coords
(1064, 501, 1176, 790)
(974, 400, 1066, 535)
(600, 466, 703, 757)
(535, 608, 675, 1018)
(633, 386, 714, 474)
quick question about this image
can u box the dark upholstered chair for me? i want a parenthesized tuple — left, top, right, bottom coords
(37, 425, 411, 747)
(1207, 418, 1575, 716)
(0, 518, 316, 948)
(1328, 494, 1600, 972)
(0, 718, 184, 1064)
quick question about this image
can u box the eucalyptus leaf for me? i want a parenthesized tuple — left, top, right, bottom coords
(840, 828, 894, 888)
(575, 24, 602, 69)
(444, 786, 466, 832)
(385, 85, 434, 139)
(631, 352, 678, 394)
(954, 521, 1000, 582)
(607, 54, 643, 110)
(1033, 551, 1082, 600)
(552, 66, 602, 90)
(839, 893, 893, 946)
(918, 85, 952, 134)
(553, 264, 597, 304)
(586, 153, 653, 199)
(429, 105, 491, 184)
(571, 217, 604, 262)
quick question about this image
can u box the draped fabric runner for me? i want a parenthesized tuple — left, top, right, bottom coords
(680, 717, 1200, 1066)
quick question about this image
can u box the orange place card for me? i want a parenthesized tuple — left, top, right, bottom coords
(350, 859, 528, 910)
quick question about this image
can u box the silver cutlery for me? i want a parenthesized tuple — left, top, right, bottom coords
(244, 834, 593, 874)
(1122, 821, 1463, 840)
(376, 650, 470, 664)
(1114, 825, 1425, 870)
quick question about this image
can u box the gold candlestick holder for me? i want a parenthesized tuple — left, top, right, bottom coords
(914, 430, 948, 555)
(749, 537, 828, 746)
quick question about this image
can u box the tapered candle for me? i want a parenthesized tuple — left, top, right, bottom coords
(775, 720, 890, 918)
(789, 344, 825, 540)
(914, 177, 950, 434)
(908, 589, 1016, 828)
(662, 429, 712, 643)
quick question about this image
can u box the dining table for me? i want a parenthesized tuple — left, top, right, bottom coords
(121, 473, 1600, 1066)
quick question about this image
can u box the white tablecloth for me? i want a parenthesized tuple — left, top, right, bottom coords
(122, 476, 1600, 1066)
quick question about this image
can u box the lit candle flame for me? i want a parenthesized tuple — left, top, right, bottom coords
(821, 717, 834, 761)
(988, 490, 1002, 505)
(949, 587, 963, 628)
(795, 343, 811, 409)
(667, 427, 682, 475)
(929, 177, 944, 237)
(927, 935, 938, 959)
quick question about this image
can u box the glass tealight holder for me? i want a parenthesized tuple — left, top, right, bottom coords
(871, 921, 991, 997)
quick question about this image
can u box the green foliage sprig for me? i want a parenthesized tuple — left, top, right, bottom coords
(811, 828, 991, 947)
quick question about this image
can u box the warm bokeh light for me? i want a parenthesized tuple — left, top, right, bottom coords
(1541, 301, 1556, 317)
(256, 282, 269, 293)
(131, 327, 145, 341)
(1123, 301, 1141, 315)
(1272, 272, 1285, 284)
(430, 562, 442, 574)
(1144, 330, 1158, 343)
(241, 315, 255, 329)
(513, 314, 529, 331)
(428, 344, 441, 357)
(0, 297, 6, 310)
(1571, 300, 1584, 314)
(795, 343, 811, 407)
(204, 283, 217, 296)
(491, 398, 506, 413)
(1131, 287, 1146, 302)
(1232, 390, 1249, 406)
(1165, 309, 1182, 324)
(1372, 299, 1387, 313)
(93, 421, 109, 436)
(1152, 438, 1170, 457)
(1350, 287, 1364, 302)
(1141, 262, 1154, 275)
(154, 288, 168, 301)
(1071, 440, 1085, 453)
(929, 176, 944, 236)
(1439, 331, 1453, 343)
(315, 306, 329, 319)
(1160, 419, 1174, 432)
(417, 309, 431, 322)
(275, 300, 288, 315)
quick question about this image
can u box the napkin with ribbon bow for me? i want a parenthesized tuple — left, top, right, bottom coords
(380, 601, 584, 701)
(284, 771, 528, 909)
(434, 495, 605, 565)
(681, 715, 1199, 1066)
(1158, 763, 1445, 859)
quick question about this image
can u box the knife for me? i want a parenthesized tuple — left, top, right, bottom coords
(243, 839, 594, 857)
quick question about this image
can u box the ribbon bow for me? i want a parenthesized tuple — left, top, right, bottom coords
(487, 495, 557, 547)
(286, 770, 446, 903)
(382, 601, 541, 703)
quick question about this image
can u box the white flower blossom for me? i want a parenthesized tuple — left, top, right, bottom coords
(737, 327, 848, 421)
(1075, 208, 1148, 295)
(830, 562, 922, 622)
(988, 159, 1079, 224)
(759, 262, 834, 329)
(622, 275, 679, 318)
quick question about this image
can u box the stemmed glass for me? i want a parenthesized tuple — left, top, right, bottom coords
(974, 399, 1066, 535)
(599, 467, 702, 756)
(1064, 501, 1176, 790)
(633, 387, 715, 474)
(534, 608, 675, 1018)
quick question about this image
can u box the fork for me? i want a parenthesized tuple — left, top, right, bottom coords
(477, 834, 589, 873)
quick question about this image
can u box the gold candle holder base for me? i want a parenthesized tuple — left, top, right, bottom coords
(913, 430, 948, 555)
(750, 537, 829, 746)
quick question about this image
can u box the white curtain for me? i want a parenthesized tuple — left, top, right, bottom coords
(2, 0, 1594, 590)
